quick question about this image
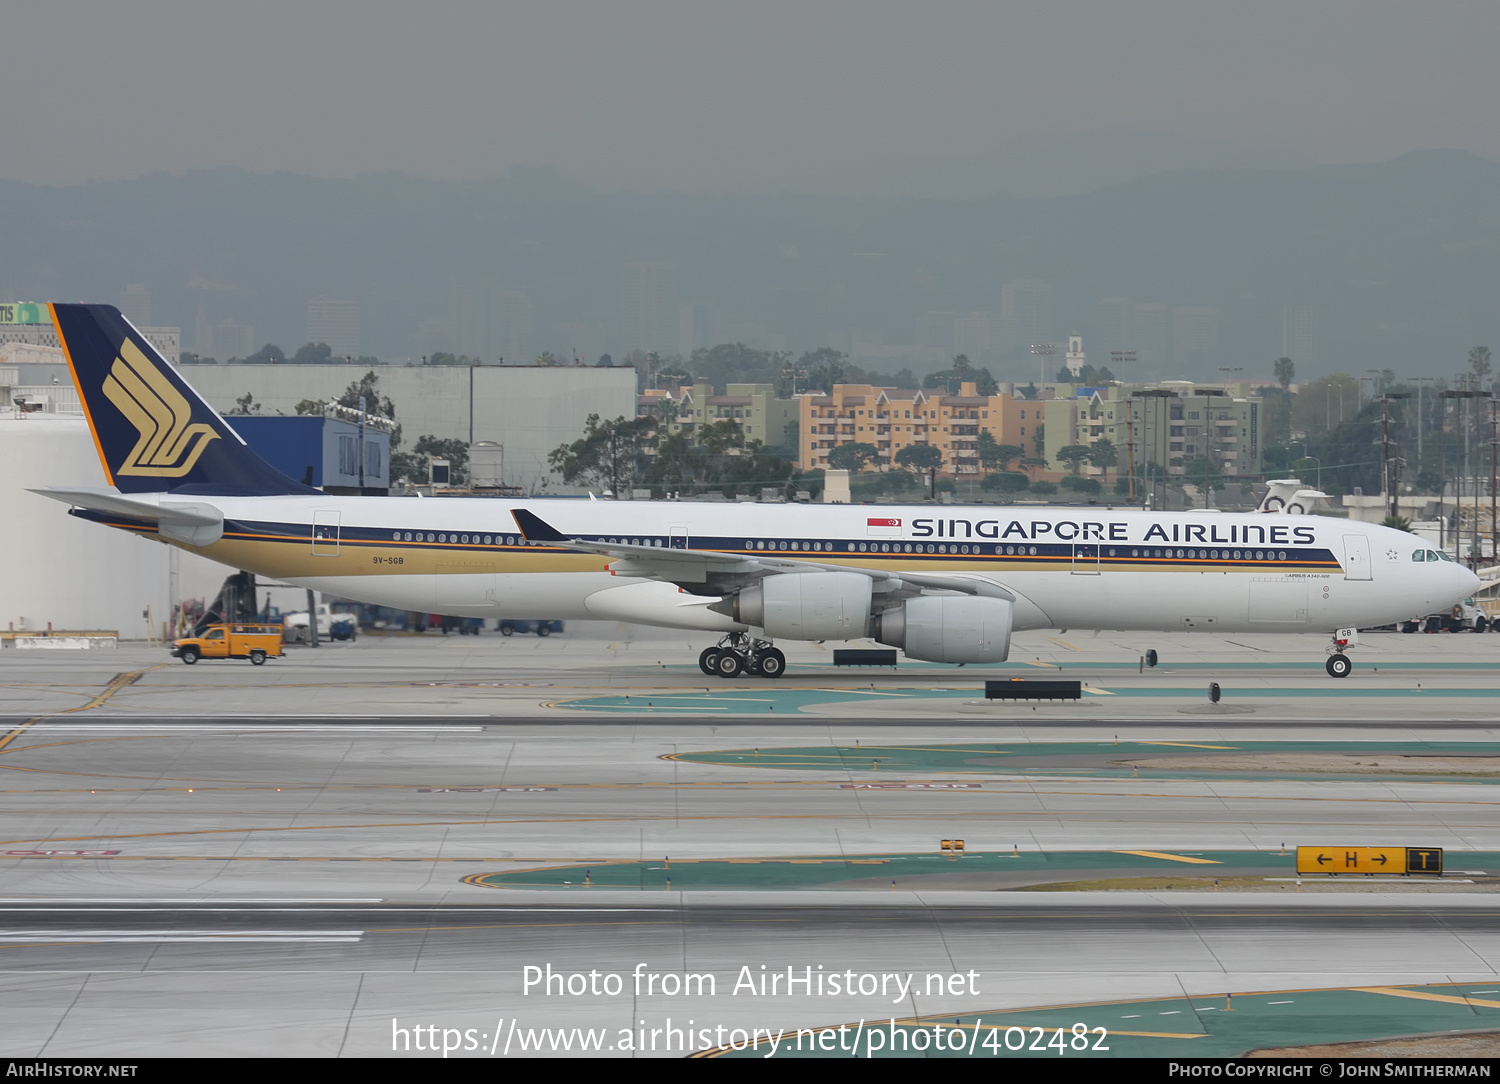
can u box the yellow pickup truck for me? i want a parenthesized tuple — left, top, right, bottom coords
(170, 624, 284, 665)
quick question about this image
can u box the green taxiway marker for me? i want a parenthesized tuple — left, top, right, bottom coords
(561, 686, 1500, 713)
(703, 983, 1500, 1058)
(465, 848, 1500, 891)
(664, 739, 1500, 783)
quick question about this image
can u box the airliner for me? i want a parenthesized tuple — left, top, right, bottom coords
(34, 303, 1479, 679)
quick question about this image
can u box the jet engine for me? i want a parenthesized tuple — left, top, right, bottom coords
(871, 595, 1013, 664)
(717, 572, 872, 640)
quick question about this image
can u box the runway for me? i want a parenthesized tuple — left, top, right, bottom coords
(2, 629, 1498, 1056)
(3, 898, 1500, 1057)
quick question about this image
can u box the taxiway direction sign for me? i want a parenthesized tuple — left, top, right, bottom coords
(1295, 846, 1443, 875)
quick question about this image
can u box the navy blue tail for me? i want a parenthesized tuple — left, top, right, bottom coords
(51, 303, 317, 495)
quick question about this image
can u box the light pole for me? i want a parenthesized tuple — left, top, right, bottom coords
(1290, 439, 1321, 491)
(1130, 389, 1173, 508)
(1030, 343, 1056, 391)
(1407, 376, 1436, 467)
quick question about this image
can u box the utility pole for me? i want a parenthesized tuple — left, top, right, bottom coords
(1380, 392, 1410, 519)
(1442, 388, 1492, 565)
(357, 394, 366, 493)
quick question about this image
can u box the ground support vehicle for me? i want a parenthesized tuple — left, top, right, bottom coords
(1404, 597, 1491, 633)
(497, 620, 564, 637)
(170, 624, 284, 665)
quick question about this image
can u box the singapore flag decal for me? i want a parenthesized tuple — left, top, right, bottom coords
(866, 517, 902, 537)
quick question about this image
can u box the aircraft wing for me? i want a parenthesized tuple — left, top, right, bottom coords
(509, 507, 1013, 600)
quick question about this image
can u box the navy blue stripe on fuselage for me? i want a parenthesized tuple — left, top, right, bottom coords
(71, 510, 1342, 571)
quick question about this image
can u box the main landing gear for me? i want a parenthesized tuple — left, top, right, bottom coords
(698, 633, 787, 679)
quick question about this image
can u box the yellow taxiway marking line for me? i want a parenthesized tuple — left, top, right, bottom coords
(1139, 741, 1240, 750)
(816, 745, 1014, 755)
(1354, 986, 1500, 1010)
(1113, 850, 1222, 865)
(0, 667, 163, 754)
(1083, 688, 1116, 696)
(1044, 638, 1083, 651)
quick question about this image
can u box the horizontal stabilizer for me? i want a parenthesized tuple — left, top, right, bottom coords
(32, 487, 225, 546)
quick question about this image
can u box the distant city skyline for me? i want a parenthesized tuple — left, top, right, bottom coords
(0, 148, 1490, 383)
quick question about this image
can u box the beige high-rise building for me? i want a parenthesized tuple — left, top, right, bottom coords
(799, 382, 1026, 475)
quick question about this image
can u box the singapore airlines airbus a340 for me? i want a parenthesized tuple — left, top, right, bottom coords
(35, 304, 1478, 679)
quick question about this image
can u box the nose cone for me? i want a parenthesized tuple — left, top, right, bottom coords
(1458, 564, 1483, 596)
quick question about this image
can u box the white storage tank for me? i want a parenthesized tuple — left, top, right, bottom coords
(0, 415, 172, 638)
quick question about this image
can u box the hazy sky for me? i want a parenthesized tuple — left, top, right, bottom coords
(4, 2, 1498, 193)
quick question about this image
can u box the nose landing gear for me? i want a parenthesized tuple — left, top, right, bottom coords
(698, 633, 787, 679)
(1325, 627, 1357, 678)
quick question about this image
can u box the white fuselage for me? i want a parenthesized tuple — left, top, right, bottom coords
(82, 494, 1480, 637)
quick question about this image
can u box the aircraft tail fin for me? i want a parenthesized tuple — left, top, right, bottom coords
(50, 303, 317, 495)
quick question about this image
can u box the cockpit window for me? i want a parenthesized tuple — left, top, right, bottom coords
(1413, 550, 1426, 562)
(1434, 550, 1453, 562)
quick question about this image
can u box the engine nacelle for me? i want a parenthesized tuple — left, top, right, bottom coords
(872, 595, 1013, 664)
(726, 572, 872, 640)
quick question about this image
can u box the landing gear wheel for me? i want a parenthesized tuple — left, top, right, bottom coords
(713, 651, 744, 679)
(1145, 649, 1158, 668)
(757, 648, 787, 678)
(1326, 653, 1352, 678)
(249, 650, 266, 665)
(699, 649, 721, 676)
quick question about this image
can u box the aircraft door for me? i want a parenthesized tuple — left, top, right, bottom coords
(312, 511, 341, 556)
(670, 527, 688, 550)
(1071, 542, 1100, 575)
(1342, 534, 1372, 580)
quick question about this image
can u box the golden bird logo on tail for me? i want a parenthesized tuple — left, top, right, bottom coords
(102, 339, 219, 476)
